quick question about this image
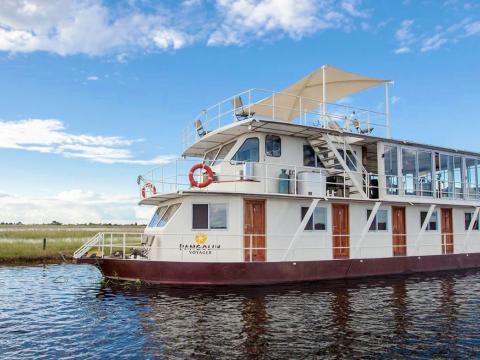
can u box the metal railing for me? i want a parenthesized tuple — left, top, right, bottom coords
(74, 231, 476, 262)
(137, 158, 378, 200)
(183, 88, 388, 148)
(138, 158, 480, 202)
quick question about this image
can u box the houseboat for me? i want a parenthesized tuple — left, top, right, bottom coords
(74, 65, 480, 285)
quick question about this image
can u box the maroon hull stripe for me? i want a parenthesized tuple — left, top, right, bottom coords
(76, 253, 480, 285)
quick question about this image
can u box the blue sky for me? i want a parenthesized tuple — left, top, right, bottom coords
(0, 0, 479, 224)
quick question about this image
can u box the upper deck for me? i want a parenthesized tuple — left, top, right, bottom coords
(139, 65, 480, 207)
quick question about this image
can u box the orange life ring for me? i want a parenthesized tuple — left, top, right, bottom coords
(141, 182, 157, 198)
(189, 163, 214, 188)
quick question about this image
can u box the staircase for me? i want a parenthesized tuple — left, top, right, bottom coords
(73, 232, 103, 259)
(308, 132, 369, 199)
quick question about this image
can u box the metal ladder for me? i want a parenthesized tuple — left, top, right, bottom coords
(73, 232, 103, 259)
(308, 133, 369, 199)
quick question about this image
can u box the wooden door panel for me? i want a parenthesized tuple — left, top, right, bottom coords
(244, 199, 266, 262)
(441, 208, 454, 254)
(332, 204, 349, 259)
(392, 207, 407, 256)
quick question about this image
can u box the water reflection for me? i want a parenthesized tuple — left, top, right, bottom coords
(1, 265, 480, 358)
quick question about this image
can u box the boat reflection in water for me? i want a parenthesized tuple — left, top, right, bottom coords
(101, 270, 479, 358)
(2, 265, 479, 358)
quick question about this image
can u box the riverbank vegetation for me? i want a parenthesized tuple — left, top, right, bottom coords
(0, 224, 144, 264)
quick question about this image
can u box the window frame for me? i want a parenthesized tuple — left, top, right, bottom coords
(192, 203, 228, 231)
(149, 204, 180, 228)
(301, 206, 328, 231)
(465, 212, 479, 231)
(420, 210, 438, 231)
(231, 137, 260, 163)
(367, 209, 389, 231)
(303, 144, 323, 168)
(265, 134, 281, 157)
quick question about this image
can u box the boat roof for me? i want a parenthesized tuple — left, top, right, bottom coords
(182, 119, 480, 158)
(245, 65, 390, 122)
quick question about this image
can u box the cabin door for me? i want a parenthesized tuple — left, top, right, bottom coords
(332, 204, 349, 259)
(392, 207, 407, 256)
(244, 199, 266, 262)
(441, 208, 454, 254)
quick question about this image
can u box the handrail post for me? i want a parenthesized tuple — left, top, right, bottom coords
(110, 233, 113, 256)
(123, 233, 126, 259)
(250, 234, 253, 262)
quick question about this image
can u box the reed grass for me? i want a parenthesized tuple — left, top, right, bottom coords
(0, 225, 144, 264)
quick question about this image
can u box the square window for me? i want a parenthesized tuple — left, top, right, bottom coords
(265, 135, 281, 157)
(301, 206, 327, 231)
(420, 211, 438, 231)
(210, 204, 227, 229)
(465, 212, 479, 231)
(193, 204, 228, 230)
(367, 209, 388, 231)
(192, 204, 209, 229)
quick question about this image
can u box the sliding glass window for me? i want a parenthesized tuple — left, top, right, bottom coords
(384, 145, 398, 195)
(402, 148, 417, 196)
(418, 150, 433, 197)
(401, 148, 433, 197)
(466, 158, 478, 199)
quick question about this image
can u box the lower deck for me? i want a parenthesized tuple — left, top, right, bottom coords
(137, 195, 480, 263)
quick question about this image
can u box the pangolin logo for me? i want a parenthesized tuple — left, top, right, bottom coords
(194, 233, 207, 245)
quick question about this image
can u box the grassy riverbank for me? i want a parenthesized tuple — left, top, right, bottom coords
(0, 225, 144, 264)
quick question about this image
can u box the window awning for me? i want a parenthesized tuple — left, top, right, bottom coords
(246, 64, 390, 122)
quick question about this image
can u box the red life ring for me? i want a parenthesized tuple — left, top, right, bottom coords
(189, 163, 214, 188)
(141, 182, 157, 198)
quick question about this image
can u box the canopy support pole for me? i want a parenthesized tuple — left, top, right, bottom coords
(385, 82, 391, 138)
(322, 65, 327, 126)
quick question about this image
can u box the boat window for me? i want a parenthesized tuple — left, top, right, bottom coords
(338, 149, 357, 171)
(301, 207, 327, 231)
(204, 148, 219, 166)
(192, 203, 228, 230)
(303, 145, 322, 168)
(465, 158, 478, 199)
(435, 153, 463, 199)
(148, 206, 168, 227)
(157, 203, 181, 227)
(384, 145, 399, 195)
(265, 135, 281, 157)
(420, 211, 438, 231)
(402, 148, 433, 197)
(368, 209, 388, 231)
(402, 148, 417, 196)
(465, 212, 479, 230)
(231, 137, 259, 162)
(210, 204, 228, 229)
(216, 142, 236, 163)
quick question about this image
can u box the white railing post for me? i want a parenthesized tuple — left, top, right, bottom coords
(110, 233, 113, 255)
(123, 233, 126, 259)
(250, 235, 253, 262)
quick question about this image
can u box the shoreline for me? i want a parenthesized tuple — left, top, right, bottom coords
(0, 254, 73, 266)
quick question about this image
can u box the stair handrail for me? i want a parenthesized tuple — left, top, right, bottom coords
(73, 232, 104, 259)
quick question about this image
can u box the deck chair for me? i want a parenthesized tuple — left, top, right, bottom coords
(232, 96, 255, 121)
(195, 119, 207, 137)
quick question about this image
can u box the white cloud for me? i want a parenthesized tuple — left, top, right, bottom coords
(465, 21, 480, 36)
(0, 0, 193, 56)
(0, 119, 176, 165)
(207, 0, 369, 46)
(0, 189, 154, 224)
(86, 75, 98, 81)
(421, 33, 447, 52)
(394, 19, 414, 54)
(391, 96, 401, 104)
(394, 16, 480, 54)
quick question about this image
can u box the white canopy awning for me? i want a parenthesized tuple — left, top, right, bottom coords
(246, 64, 390, 122)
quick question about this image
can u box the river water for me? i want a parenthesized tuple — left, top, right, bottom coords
(1, 264, 479, 359)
